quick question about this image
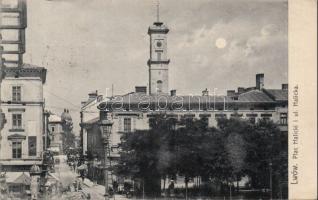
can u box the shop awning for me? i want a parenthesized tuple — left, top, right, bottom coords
(5, 172, 31, 185)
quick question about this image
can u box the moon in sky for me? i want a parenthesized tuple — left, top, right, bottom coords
(215, 38, 227, 49)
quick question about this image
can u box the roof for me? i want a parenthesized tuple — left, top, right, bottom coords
(238, 90, 274, 102)
(148, 22, 169, 34)
(98, 89, 285, 111)
(81, 95, 104, 109)
(81, 117, 99, 125)
(264, 89, 288, 101)
(49, 114, 62, 123)
(4, 63, 47, 83)
(107, 92, 230, 104)
(104, 89, 281, 105)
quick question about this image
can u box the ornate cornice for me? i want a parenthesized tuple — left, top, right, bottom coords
(4, 64, 47, 83)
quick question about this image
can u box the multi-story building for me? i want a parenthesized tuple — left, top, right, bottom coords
(0, 1, 47, 197)
(0, 0, 47, 171)
(48, 113, 64, 154)
(0, 64, 47, 171)
(80, 91, 106, 183)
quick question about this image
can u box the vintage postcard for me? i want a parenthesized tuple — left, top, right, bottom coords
(0, 0, 316, 199)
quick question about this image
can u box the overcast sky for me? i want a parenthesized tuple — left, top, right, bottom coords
(23, 0, 288, 134)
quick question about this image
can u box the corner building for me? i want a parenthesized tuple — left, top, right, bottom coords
(0, 64, 47, 171)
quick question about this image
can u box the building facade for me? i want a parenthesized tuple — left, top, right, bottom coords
(48, 113, 63, 154)
(0, 1, 47, 198)
(0, 64, 47, 171)
(80, 91, 109, 184)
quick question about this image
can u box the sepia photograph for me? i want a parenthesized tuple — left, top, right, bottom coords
(0, 0, 316, 199)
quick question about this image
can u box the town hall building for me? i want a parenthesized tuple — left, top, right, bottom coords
(80, 11, 288, 186)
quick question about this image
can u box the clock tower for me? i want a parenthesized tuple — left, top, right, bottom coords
(147, 4, 170, 95)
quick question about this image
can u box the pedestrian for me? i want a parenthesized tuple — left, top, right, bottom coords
(73, 181, 77, 192)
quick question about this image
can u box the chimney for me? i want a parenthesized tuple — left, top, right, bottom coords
(256, 73, 264, 90)
(88, 90, 98, 100)
(227, 90, 235, 96)
(282, 84, 288, 90)
(202, 88, 209, 96)
(135, 86, 147, 94)
(237, 87, 246, 94)
(170, 89, 176, 96)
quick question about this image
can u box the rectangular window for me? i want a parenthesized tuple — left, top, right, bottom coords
(185, 117, 194, 128)
(149, 118, 156, 129)
(201, 117, 209, 128)
(155, 50, 163, 61)
(157, 52, 161, 61)
(249, 117, 256, 124)
(124, 118, 131, 132)
(12, 141, 22, 158)
(280, 113, 288, 125)
(12, 114, 22, 129)
(261, 113, 272, 121)
(215, 114, 227, 118)
(12, 86, 21, 101)
(51, 126, 55, 132)
(28, 136, 37, 156)
(168, 118, 177, 130)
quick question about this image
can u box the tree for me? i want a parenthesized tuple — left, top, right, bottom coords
(244, 118, 288, 198)
(115, 115, 288, 199)
(115, 114, 172, 197)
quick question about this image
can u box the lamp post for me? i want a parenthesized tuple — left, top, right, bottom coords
(99, 110, 113, 200)
(269, 161, 273, 200)
(30, 164, 42, 200)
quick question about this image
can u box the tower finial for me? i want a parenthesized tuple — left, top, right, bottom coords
(156, 0, 160, 22)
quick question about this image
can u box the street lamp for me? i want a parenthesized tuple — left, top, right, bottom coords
(30, 164, 42, 200)
(99, 110, 113, 200)
(269, 161, 273, 200)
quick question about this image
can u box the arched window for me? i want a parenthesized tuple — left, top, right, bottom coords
(157, 80, 163, 93)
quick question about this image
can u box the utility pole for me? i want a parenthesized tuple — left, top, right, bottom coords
(99, 109, 113, 200)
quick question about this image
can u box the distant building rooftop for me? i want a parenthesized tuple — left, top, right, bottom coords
(49, 114, 62, 123)
(98, 88, 287, 111)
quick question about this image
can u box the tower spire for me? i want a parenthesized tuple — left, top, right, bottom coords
(156, 0, 160, 22)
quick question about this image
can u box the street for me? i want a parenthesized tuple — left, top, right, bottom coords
(52, 155, 128, 200)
